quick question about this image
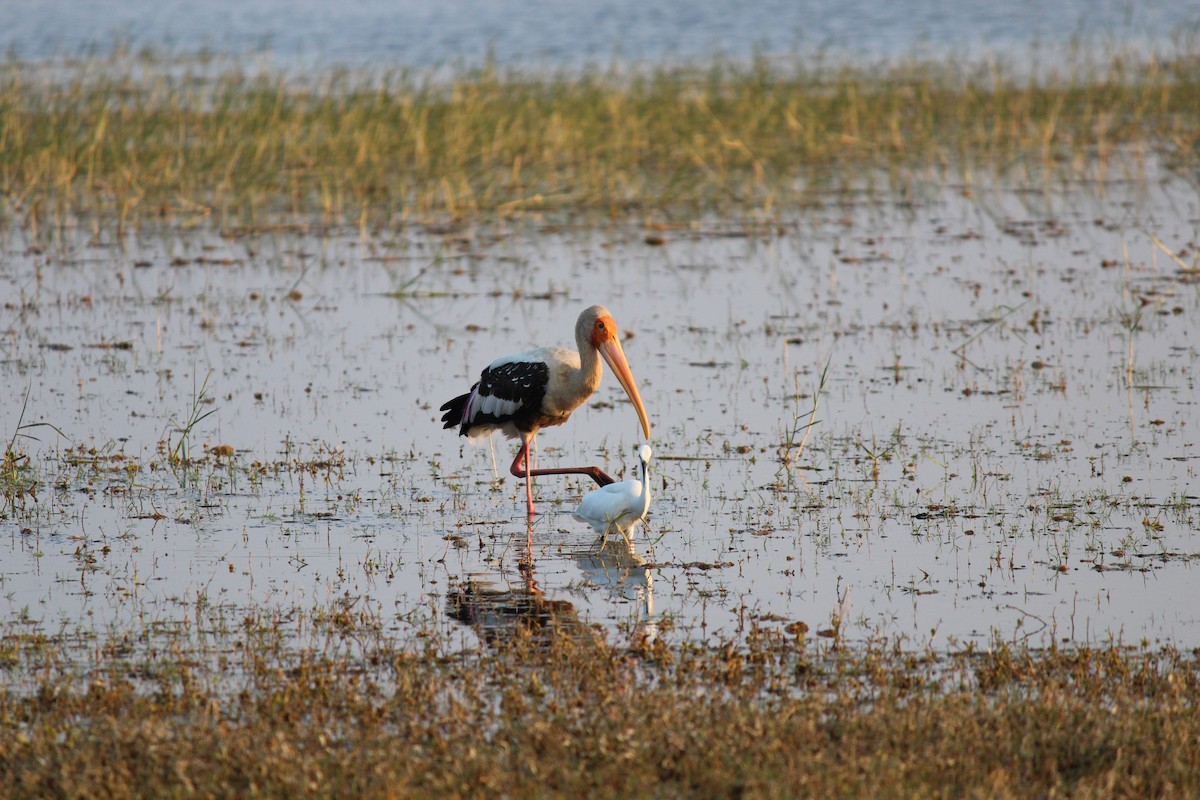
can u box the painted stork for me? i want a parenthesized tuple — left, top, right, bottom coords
(440, 305, 651, 516)
(573, 444, 653, 546)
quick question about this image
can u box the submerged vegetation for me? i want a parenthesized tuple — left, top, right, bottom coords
(1, 47, 1199, 232)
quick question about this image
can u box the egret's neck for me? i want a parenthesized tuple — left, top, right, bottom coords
(639, 460, 652, 514)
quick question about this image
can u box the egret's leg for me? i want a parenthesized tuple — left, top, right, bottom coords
(617, 526, 634, 548)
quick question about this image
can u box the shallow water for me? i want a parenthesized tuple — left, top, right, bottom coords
(2, 163, 1199, 653)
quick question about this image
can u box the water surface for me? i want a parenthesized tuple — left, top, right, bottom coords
(2, 162, 1198, 652)
(4, 0, 1197, 69)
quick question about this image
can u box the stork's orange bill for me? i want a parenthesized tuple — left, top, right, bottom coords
(595, 322, 651, 439)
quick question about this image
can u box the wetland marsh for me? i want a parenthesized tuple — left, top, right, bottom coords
(2, 44, 1200, 797)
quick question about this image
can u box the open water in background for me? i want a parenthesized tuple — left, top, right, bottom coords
(2, 0, 1199, 70)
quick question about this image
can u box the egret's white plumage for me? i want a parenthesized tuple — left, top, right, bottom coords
(573, 444, 653, 544)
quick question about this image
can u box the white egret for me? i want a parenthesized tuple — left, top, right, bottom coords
(572, 444, 653, 546)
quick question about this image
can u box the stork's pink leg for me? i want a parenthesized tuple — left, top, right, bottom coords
(523, 463, 616, 487)
(509, 433, 537, 517)
(510, 430, 619, 518)
(510, 445, 616, 489)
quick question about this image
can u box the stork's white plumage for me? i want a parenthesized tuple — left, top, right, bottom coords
(573, 444, 653, 545)
(440, 305, 651, 517)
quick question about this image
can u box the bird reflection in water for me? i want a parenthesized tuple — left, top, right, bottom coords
(573, 534, 658, 645)
(447, 519, 590, 647)
(447, 522, 658, 647)
(446, 571, 589, 648)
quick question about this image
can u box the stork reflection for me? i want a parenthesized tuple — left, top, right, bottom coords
(447, 520, 658, 647)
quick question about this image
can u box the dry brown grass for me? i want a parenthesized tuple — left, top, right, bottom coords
(2, 621, 1197, 798)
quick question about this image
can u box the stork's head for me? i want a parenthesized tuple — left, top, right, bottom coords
(579, 305, 651, 439)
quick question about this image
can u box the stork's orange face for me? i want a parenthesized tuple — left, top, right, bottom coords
(589, 315, 618, 349)
(592, 315, 651, 439)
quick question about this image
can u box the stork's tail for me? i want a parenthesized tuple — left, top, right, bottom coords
(439, 392, 472, 434)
